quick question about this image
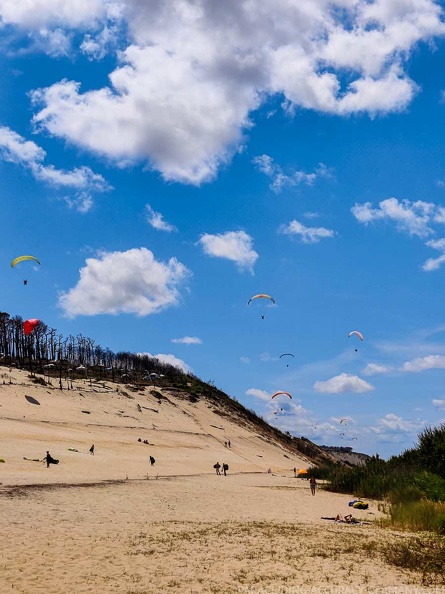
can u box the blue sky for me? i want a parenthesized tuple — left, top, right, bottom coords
(1, 0, 445, 458)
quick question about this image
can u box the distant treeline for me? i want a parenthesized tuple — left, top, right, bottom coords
(319, 445, 354, 453)
(0, 311, 188, 384)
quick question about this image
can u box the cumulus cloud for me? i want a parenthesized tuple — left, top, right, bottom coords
(351, 197, 436, 237)
(362, 363, 392, 376)
(352, 197, 445, 270)
(139, 351, 191, 373)
(371, 413, 425, 434)
(432, 399, 445, 410)
(145, 204, 176, 232)
(171, 336, 202, 345)
(402, 355, 445, 372)
(279, 219, 335, 243)
(59, 247, 190, 317)
(422, 238, 445, 271)
(253, 154, 329, 192)
(151, 353, 191, 373)
(0, 126, 110, 212)
(20, 0, 445, 184)
(198, 230, 258, 272)
(240, 356, 250, 364)
(246, 388, 270, 402)
(313, 373, 374, 394)
(0, 0, 106, 28)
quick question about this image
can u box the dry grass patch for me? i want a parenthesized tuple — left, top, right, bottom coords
(124, 520, 424, 592)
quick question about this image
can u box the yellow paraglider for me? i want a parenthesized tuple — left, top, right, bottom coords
(11, 255, 40, 268)
(10, 255, 40, 285)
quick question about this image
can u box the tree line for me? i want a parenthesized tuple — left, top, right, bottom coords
(0, 311, 188, 385)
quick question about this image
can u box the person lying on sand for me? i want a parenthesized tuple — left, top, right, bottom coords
(321, 514, 371, 525)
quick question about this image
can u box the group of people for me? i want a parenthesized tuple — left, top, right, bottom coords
(213, 462, 229, 476)
(44, 446, 156, 468)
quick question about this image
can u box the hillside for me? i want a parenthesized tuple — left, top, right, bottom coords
(319, 445, 371, 467)
(0, 366, 338, 485)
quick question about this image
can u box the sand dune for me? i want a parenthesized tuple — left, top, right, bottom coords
(1, 368, 442, 593)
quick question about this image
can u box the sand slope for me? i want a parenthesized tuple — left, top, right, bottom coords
(1, 369, 443, 593)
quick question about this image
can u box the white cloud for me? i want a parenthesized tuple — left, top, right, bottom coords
(246, 388, 270, 402)
(198, 230, 258, 272)
(260, 352, 278, 362)
(145, 204, 177, 232)
(351, 197, 436, 237)
(151, 353, 191, 373)
(253, 154, 329, 192)
(313, 373, 374, 394)
(240, 356, 250, 364)
(362, 363, 392, 376)
(171, 336, 202, 345)
(0, 0, 106, 28)
(402, 354, 445, 372)
(432, 399, 445, 410)
(423, 238, 445, 271)
(371, 413, 425, 434)
(22, 0, 444, 184)
(81, 23, 121, 61)
(139, 351, 191, 373)
(59, 247, 190, 317)
(280, 219, 335, 243)
(62, 192, 94, 214)
(0, 126, 110, 212)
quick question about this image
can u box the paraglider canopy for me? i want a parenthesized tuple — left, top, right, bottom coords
(11, 255, 41, 268)
(248, 294, 276, 319)
(348, 330, 363, 340)
(11, 255, 41, 285)
(247, 294, 275, 305)
(279, 353, 294, 367)
(348, 330, 363, 352)
(23, 319, 39, 336)
(271, 391, 292, 400)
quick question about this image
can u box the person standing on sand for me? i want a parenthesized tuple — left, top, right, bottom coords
(222, 463, 228, 476)
(89, 444, 95, 455)
(44, 451, 58, 467)
(293, 467, 297, 478)
(309, 476, 317, 495)
(213, 462, 221, 475)
(149, 455, 155, 466)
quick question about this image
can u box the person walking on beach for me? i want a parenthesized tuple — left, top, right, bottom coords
(214, 462, 221, 475)
(149, 455, 155, 466)
(44, 451, 58, 467)
(222, 463, 228, 476)
(309, 476, 317, 495)
(89, 444, 95, 455)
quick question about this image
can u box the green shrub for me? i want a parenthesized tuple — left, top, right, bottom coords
(413, 471, 445, 502)
(383, 499, 445, 534)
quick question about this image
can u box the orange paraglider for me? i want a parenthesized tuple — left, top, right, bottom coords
(271, 391, 292, 400)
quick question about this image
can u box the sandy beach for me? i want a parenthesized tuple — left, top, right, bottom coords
(1, 369, 443, 593)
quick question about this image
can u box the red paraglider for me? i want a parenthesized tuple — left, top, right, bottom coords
(23, 319, 39, 336)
